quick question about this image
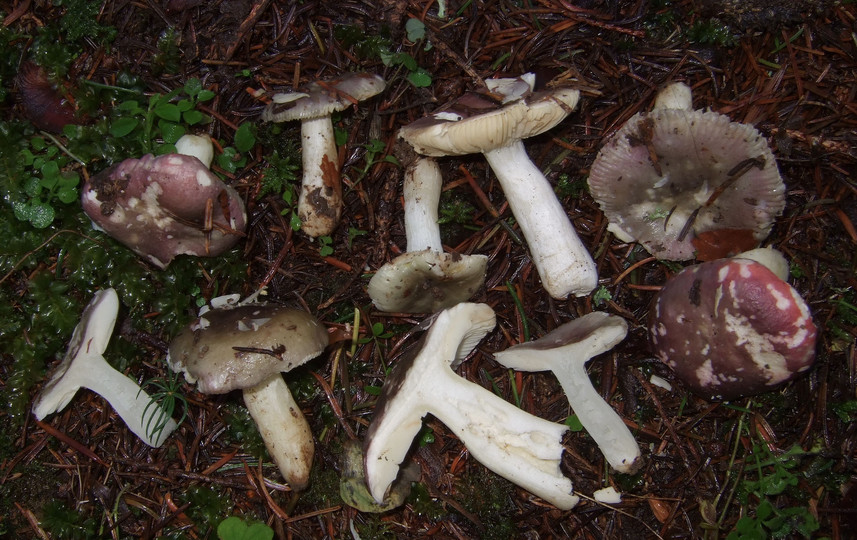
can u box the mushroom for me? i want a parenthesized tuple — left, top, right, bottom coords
(367, 156, 487, 312)
(493, 312, 640, 473)
(167, 297, 328, 490)
(174, 133, 214, 169)
(261, 72, 386, 237)
(81, 153, 247, 269)
(364, 302, 578, 510)
(588, 81, 785, 261)
(398, 76, 597, 299)
(648, 248, 817, 400)
(33, 288, 178, 448)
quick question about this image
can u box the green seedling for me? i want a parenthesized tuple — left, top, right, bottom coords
(217, 516, 274, 540)
(334, 24, 433, 88)
(140, 366, 189, 444)
(593, 285, 612, 307)
(318, 235, 334, 257)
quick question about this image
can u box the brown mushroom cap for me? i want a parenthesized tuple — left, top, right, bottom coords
(168, 303, 329, 394)
(262, 72, 386, 122)
(588, 108, 785, 260)
(81, 153, 246, 268)
(648, 257, 817, 400)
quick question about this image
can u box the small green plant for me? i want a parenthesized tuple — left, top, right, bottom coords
(346, 226, 368, 249)
(318, 235, 334, 257)
(38, 499, 98, 539)
(217, 516, 274, 540)
(687, 19, 737, 48)
(140, 366, 189, 443)
(14, 135, 81, 228)
(346, 138, 399, 187)
(554, 173, 587, 199)
(592, 285, 612, 307)
(334, 24, 433, 87)
(438, 193, 476, 226)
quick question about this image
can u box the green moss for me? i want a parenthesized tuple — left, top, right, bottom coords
(183, 485, 232, 533)
(455, 466, 517, 540)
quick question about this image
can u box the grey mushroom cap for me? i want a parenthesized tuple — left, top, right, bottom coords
(588, 100, 785, 261)
(648, 256, 817, 401)
(262, 72, 386, 122)
(168, 303, 329, 394)
(398, 87, 580, 156)
(367, 249, 488, 313)
(81, 153, 247, 269)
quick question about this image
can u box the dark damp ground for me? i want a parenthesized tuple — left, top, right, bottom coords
(0, 1, 855, 538)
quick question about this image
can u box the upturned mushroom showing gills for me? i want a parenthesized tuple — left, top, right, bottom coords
(648, 248, 817, 401)
(168, 297, 329, 490)
(588, 82, 785, 261)
(367, 156, 487, 312)
(493, 312, 641, 473)
(398, 75, 597, 299)
(262, 72, 386, 237)
(33, 288, 178, 448)
(81, 153, 247, 269)
(364, 302, 579, 510)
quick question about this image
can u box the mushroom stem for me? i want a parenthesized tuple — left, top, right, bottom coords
(297, 116, 342, 238)
(243, 375, 314, 491)
(494, 312, 640, 473)
(364, 303, 578, 510)
(403, 157, 443, 252)
(33, 288, 177, 448)
(483, 141, 597, 298)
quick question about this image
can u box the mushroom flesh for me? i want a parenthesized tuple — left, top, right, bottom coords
(363, 302, 578, 510)
(33, 288, 178, 448)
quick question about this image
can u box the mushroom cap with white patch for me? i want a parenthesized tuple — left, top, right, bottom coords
(648, 256, 817, 401)
(168, 303, 329, 394)
(588, 88, 785, 261)
(262, 72, 386, 122)
(81, 153, 247, 268)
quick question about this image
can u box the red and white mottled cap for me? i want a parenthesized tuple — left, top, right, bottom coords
(648, 256, 816, 400)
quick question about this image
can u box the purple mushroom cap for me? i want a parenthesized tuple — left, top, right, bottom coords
(648, 257, 817, 400)
(82, 153, 247, 268)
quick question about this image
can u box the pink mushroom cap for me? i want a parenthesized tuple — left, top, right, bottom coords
(82, 153, 247, 268)
(648, 257, 816, 400)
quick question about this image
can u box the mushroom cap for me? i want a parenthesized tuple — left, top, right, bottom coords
(262, 72, 385, 122)
(367, 249, 488, 313)
(81, 153, 247, 268)
(398, 87, 580, 156)
(588, 107, 785, 260)
(168, 303, 329, 394)
(648, 257, 817, 401)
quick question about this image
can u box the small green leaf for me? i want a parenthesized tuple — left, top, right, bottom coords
(183, 109, 206, 125)
(30, 137, 47, 151)
(154, 102, 182, 122)
(56, 186, 78, 204)
(407, 68, 433, 88)
(110, 116, 139, 137)
(159, 120, 186, 144)
(234, 123, 257, 153)
(565, 415, 584, 432)
(405, 18, 426, 42)
(176, 98, 194, 112)
(184, 78, 203, 97)
(197, 89, 216, 102)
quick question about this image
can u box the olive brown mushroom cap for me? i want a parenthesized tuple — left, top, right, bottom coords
(493, 312, 641, 473)
(398, 82, 597, 299)
(33, 288, 177, 448)
(364, 302, 578, 510)
(261, 73, 386, 237)
(81, 153, 247, 269)
(647, 254, 817, 401)
(367, 157, 487, 313)
(588, 83, 785, 261)
(168, 301, 329, 490)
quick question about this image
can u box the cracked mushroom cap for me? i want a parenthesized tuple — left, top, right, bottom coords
(648, 255, 817, 401)
(367, 249, 488, 313)
(81, 153, 247, 268)
(261, 72, 386, 122)
(398, 86, 580, 156)
(588, 100, 785, 261)
(168, 303, 329, 394)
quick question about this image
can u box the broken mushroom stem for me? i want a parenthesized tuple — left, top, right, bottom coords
(494, 312, 640, 473)
(242, 375, 314, 491)
(296, 114, 341, 238)
(403, 157, 443, 252)
(33, 288, 177, 448)
(364, 302, 578, 510)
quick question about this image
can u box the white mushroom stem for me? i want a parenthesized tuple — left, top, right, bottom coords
(364, 303, 578, 510)
(483, 141, 597, 298)
(175, 134, 214, 169)
(243, 375, 314, 491)
(297, 116, 342, 237)
(494, 312, 640, 473)
(403, 157, 443, 252)
(32, 289, 177, 448)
